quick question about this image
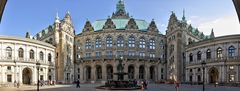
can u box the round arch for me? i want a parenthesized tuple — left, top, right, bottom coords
(22, 67, 32, 84)
(208, 67, 219, 83)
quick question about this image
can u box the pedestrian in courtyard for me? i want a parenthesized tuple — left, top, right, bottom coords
(76, 79, 80, 88)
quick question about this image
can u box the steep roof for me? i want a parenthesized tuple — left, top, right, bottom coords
(92, 18, 149, 32)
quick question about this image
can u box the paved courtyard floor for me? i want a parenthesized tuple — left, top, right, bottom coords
(0, 84, 239, 91)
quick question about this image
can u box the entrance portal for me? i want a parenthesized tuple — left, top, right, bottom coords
(22, 68, 32, 84)
(208, 67, 219, 83)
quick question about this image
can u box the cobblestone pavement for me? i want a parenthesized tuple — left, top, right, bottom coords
(0, 84, 239, 91)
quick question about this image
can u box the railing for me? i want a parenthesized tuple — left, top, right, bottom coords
(77, 55, 164, 62)
(187, 56, 240, 66)
(0, 57, 54, 66)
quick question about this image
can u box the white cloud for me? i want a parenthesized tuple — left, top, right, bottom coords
(195, 15, 240, 37)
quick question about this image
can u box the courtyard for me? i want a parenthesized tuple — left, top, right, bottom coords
(0, 84, 239, 91)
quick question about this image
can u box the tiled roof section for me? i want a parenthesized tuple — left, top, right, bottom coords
(92, 19, 149, 32)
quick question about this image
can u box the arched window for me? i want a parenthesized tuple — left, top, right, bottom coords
(228, 46, 235, 57)
(95, 37, 101, 48)
(106, 36, 112, 48)
(30, 50, 34, 59)
(197, 51, 202, 60)
(48, 53, 52, 62)
(85, 39, 91, 49)
(139, 37, 145, 48)
(206, 49, 211, 59)
(6, 47, 12, 58)
(18, 48, 24, 58)
(128, 36, 135, 47)
(189, 53, 193, 62)
(149, 39, 155, 49)
(117, 36, 124, 47)
(217, 47, 223, 58)
(39, 51, 44, 60)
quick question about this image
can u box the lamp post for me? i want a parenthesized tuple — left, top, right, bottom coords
(36, 62, 41, 91)
(201, 61, 206, 91)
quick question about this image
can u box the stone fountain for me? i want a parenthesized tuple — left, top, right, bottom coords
(96, 56, 141, 90)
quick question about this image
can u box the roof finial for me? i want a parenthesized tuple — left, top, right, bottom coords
(182, 9, 186, 21)
(55, 12, 60, 23)
(210, 28, 215, 38)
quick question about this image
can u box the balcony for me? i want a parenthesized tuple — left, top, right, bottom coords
(77, 55, 163, 63)
(187, 56, 240, 66)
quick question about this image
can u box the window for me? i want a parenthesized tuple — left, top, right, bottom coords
(206, 49, 211, 59)
(85, 39, 91, 49)
(7, 66, 11, 70)
(139, 37, 145, 48)
(96, 51, 102, 57)
(39, 51, 44, 60)
(189, 53, 193, 62)
(229, 66, 234, 70)
(7, 75, 12, 82)
(117, 36, 124, 47)
(77, 68, 80, 73)
(128, 51, 135, 56)
(86, 53, 91, 58)
(6, 47, 12, 58)
(170, 45, 174, 55)
(48, 53, 52, 62)
(139, 52, 145, 57)
(77, 54, 81, 59)
(18, 48, 24, 58)
(229, 74, 235, 82)
(30, 49, 34, 59)
(197, 51, 202, 60)
(106, 51, 113, 57)
(150, 53, 155, 58)
(228, 46, 235, 57)
(40, 75, 44, 80)
(95, 37, 102, 48)
(217, 47, 223, 58)
(128, 36, 135, 47)
(117, 51, 124, 57)
(106, 36, 113, 48)
(149, 39, 155, 49)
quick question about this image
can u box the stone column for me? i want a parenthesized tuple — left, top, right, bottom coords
(124, 63, 128, 80)
(33, 67, 37, 84)
(102, 63, 107, 83)
(91, 65, 96, 83)
(145, 65, 149, 80)
(135, 65, 139, 80)
(113, 63, 117, 80)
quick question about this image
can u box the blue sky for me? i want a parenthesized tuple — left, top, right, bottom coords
(0, 0, 239, 37)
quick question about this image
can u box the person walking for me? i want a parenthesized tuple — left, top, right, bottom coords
(76, 79, 80, 88)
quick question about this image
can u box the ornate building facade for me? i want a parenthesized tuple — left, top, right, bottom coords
(1, 0, 239, 85)
(186, 35, 240, 84)
(74, 0, 166, 83)
(33, 12, 75, 84)
(0, 36, 55, 85)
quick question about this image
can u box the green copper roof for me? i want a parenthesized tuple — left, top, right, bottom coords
(92, 19, 149, 32)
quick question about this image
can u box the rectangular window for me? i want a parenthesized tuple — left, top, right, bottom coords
(7, 66, 11, 70)
(117, 51, 124, 57)
(128, 51, 135, 56)
(77, 54, 81, 59)
(96, 52, 102, 57)
(150, 53, 155, 58)
(40, 75, 44, 80)
(139, 52, 145, 57)
(229, 74, 235, 82)
(7, 75, 12, 82)
(229, 66, 234, 70)
(86, 53, 91, 58)
(106, 51, 113, 57)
